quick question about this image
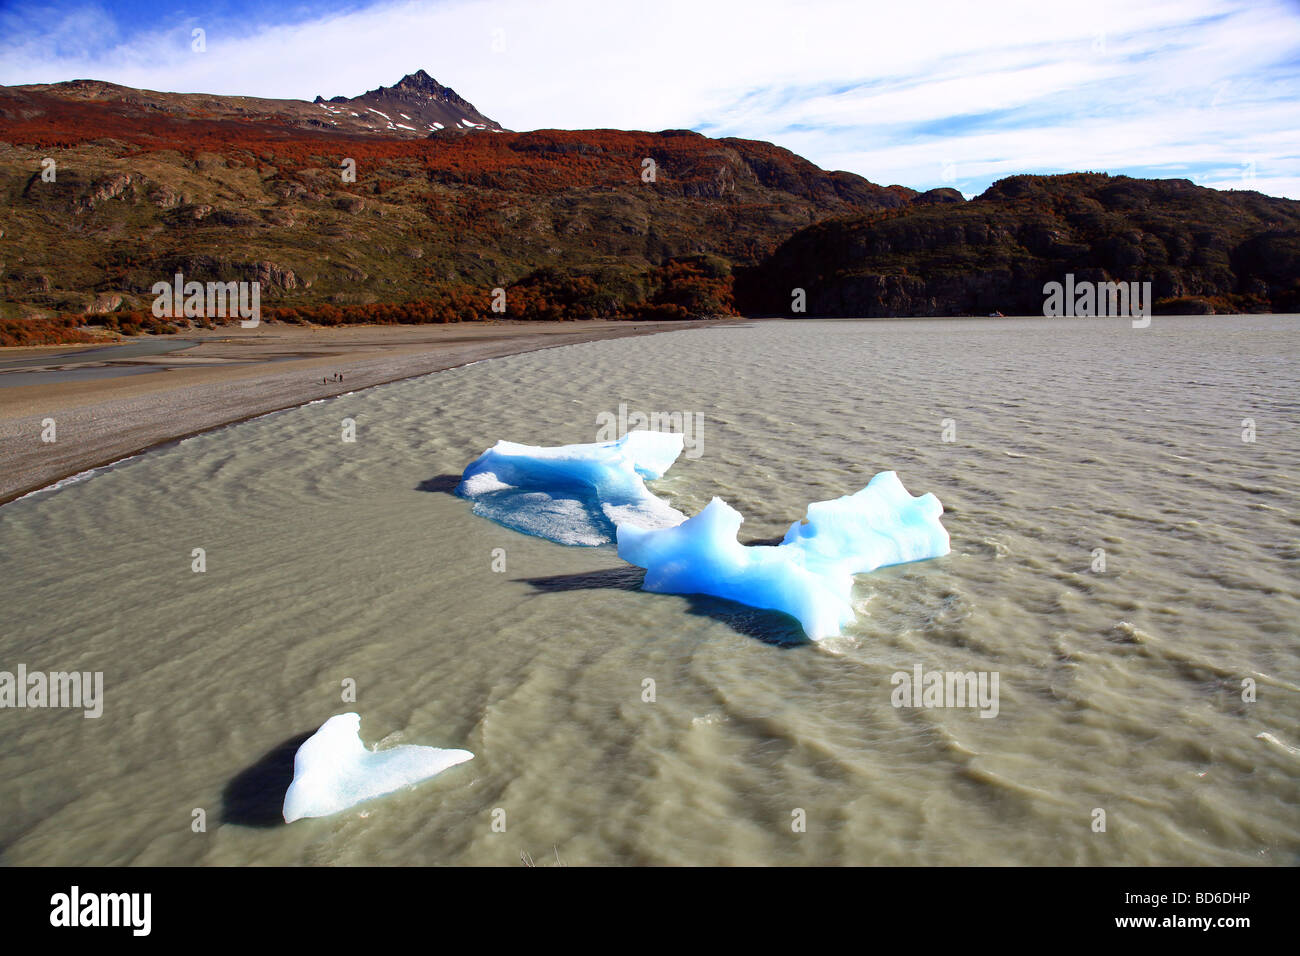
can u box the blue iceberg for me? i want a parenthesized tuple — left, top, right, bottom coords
(455, 431, 686, 546)
(454, 432, 949, 640)
(617, 472, 950, 640)
(282, 713, 473, 823)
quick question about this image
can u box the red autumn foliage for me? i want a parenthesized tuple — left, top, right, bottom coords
(0, 316, 101, 346)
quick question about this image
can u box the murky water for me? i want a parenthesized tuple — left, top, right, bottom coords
(1, 316, 1296, 865)
(0, 339, 199, 387)
(0, 340, 198, 371)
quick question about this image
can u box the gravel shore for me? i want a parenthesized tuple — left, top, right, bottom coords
(0, 319, 728, 504)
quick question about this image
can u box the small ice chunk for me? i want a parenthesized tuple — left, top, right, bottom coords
(618, 471, 949, 640)
(456, 431, 686, 546)
(282, 713, 473, 823)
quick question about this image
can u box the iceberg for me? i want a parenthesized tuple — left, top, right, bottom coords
(617, 472, 950, 640)
(455, 430, 686, 546)
(282, 713, 473, 823)
(453, 430, 950, 639)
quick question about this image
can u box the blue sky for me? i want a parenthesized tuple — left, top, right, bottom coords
(1, 0, 1298, 198)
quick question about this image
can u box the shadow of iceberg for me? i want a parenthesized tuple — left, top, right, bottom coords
(519, 566, 646, 593)
(222, 730, 314, 828)
(679, 595, 810, 647)
(518, 567, 809, 647)
(415, 474, 463, 495)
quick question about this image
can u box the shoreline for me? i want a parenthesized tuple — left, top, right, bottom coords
(0, 318, 737, 505)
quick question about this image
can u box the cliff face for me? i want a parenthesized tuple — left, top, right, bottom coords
(736, 174, 1300, 316)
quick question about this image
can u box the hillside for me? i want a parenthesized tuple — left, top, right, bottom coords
(735, 173, 1300, 316)
(3, 75, 1296, 344)
(0, 73, 915, 338)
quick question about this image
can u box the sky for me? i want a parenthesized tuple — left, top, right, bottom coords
(1, 0, 1298, 199)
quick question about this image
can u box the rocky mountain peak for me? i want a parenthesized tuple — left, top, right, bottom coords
(394, 70, 442, 94)
(311, 70, 503, 131)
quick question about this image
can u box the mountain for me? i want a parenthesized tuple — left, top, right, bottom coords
(2, 71, 500, 142)
(2, 73, 1296, 343)
(0, 73, 916, 335)
(313, 69, 504, 134)
(735, 173, 1300, 316)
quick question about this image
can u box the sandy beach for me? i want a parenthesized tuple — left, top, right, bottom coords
(0, 319, 730, 504)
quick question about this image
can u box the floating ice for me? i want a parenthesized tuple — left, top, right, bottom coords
(619, 496, 858, 638)
(778, 471, 951, 574)
(455, 431, 686, 546)
(618, 472, 950, 640)
(282, 713, 473, 823)
(454, 431, 949, 638)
